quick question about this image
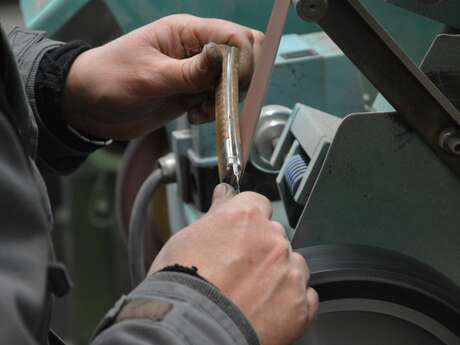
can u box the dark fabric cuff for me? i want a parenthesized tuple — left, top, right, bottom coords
(35, 41, 106, 153)
(158, 264, 207, 281)
(7, 28, 102, 174)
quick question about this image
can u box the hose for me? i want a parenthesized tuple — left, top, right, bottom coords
(128, 153, 176, 287)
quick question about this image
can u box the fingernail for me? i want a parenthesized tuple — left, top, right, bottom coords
(213, 183, 235, 200)
(204, 42, 222, 61)
(213, 184, 227, 200)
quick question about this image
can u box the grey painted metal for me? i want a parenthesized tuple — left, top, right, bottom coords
(266, 32, 366, 118)
(291, 112, 460, 287)
(166, 184, 188, 234)
(421, 34, 460, 111)
(300, 0, 460, 178)
(388, 0, 460, 29)
(421, 34, 460, 155)
(273, 104, 339, 230)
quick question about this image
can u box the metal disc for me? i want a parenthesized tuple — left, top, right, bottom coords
(295, 245, 460, 344)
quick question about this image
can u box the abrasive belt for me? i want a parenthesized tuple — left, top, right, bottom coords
(240, 0, 291, 169)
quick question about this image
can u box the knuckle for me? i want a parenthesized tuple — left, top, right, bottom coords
(245, 191, 271, 210)
(309, 288, 319, 306)
(288, 268, 304, 284)
(270, 221, 286, 236)
(252, 30, 265, 43)
(171, 13, 193, 21)
(222, 205, 260, 224)
(225, 31, 240, 45)
(244, 28, 255, 44)
(271, 237, 291, 259)
(221, 207, 242, 223)
(293, 252, 310, 273)
(247, 204, 262, 216)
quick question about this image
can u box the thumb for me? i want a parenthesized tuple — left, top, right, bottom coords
(210, 183, 236, 211)
(174, 42, 222, 94)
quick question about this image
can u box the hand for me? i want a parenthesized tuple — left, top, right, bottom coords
(62, 15, 264, 140)
(149, 184, 319, 345)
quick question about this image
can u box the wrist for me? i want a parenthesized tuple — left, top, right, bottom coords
(61, 48, 97, 136)
(35, 40, 110, 152)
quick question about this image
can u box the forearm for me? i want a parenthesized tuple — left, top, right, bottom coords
(91, 272, 259, 345)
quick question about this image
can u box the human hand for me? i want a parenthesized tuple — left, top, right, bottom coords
(62, 15, 263, 140)
(149, 184, 319, 345)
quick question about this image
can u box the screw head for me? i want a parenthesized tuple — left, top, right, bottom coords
(293, 0, 329, 22)
(439, 128, 460, 156)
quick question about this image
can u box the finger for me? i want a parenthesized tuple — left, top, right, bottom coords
(306, 287, 320, 326)
(230, 191, 272, 219)
(178, 17, 258, 88)
(210, 183, 237, 211)
(290, 252, 309, 285)
(163, 42, 223, 95)
(251, 29, 265, 51)
(188, 98, 215, 124)
(270, 221, 288, 239)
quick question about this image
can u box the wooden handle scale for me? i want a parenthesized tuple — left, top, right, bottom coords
(215, 45, 242, 191)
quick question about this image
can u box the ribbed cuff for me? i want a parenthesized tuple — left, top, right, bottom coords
(35, 40, 106, 153)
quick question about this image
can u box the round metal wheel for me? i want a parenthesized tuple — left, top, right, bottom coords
(295, 245, 460, 344)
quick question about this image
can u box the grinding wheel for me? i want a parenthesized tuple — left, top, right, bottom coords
(295, 245, 460, 344)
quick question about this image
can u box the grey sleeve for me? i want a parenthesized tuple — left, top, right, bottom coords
(0, 91, 51, 344)
(7, 28, 97, 175)
(91, 272, 260, 345)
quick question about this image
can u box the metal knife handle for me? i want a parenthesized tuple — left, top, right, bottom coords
(215, 45, 242, 191)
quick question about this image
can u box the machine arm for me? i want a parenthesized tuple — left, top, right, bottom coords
(293, 0, 460, 177)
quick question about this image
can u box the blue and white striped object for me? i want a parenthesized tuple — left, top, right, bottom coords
(284, 154, 309, 195)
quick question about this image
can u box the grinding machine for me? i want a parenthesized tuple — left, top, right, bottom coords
(20, 0, 460, 343)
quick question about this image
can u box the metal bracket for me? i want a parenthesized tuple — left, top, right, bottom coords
(387, 0, 460, 30)
(293, 0, 460, 177)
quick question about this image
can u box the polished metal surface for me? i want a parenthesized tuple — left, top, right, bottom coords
(250, 105, 291, 172)
(215, 45, 243, 191)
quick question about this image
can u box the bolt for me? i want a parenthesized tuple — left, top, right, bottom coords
(439, 128, 460, 156)
(292, 0, 328, 22)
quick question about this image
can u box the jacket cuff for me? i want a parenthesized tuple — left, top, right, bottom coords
(7, 28, 63, 123)
(95, 272, 260, 345)
(7, 28, 98, 174)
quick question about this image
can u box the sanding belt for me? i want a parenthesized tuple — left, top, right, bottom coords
(240, 0, 291, 169)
